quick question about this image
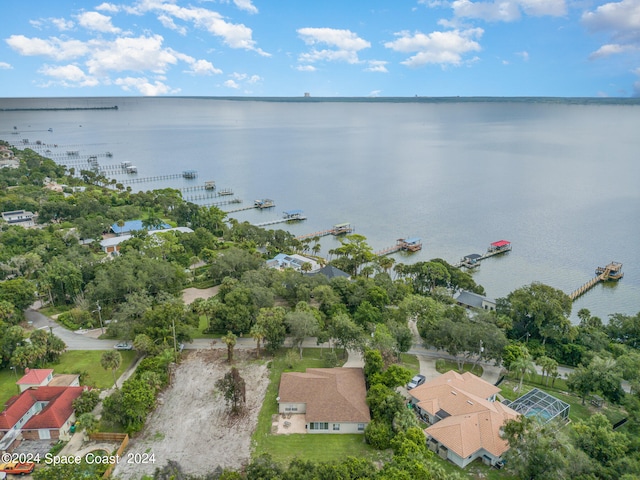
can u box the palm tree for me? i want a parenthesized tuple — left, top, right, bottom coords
(250, 323, 266, 358)
(101, 350, 122, 389)
(222, 331, 237, 363)
(511, 354, 537, 393)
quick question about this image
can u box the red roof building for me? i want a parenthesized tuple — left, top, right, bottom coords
(16, 369, 54, 392)
(0, 386, 84, 442)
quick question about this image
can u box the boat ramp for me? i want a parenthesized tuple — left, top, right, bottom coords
(295, 222, 354, 240)
(568, 262, 624, 301)
(454, 240, 512, 268)
(375, 238, 422, 257)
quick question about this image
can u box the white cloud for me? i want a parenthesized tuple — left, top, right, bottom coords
(128, 0, 269, 55)
(583, 0, 640, 66)
(365, 60, 389, 72)
(233, 0, 258, 14)
(385, 29, 483, 67)
(38, 64, 99, 87)
(5, 35, 89, 61)
(516, 50, 530, 61)
(589, 43, 637, 59)
(368, 90, 382, 97)
(76, 11, 121, 33)
(95, 3, 121, 13)
(157, 14, 188, 35)
(583, 0, 640, 43)
(452, 0, 566, 21)
(0, 62, 13, 69)
(185, 59, 222, 75)
(114, 76, 177, 95)
(51, 18, 75, 31)
(297, 27, 371, 66)
(84, 35, 178, 76)
(224, 79, 240, 88)
(296, 65, 316, 71)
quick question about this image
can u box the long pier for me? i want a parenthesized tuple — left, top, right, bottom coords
(375, 238, 422, 257)
(295, 223, 354, 240)
(254, 210, 306, 227)
(119, 173, 198, 185)
(454, 240, 512, 268)
(568, 262, 624, 301)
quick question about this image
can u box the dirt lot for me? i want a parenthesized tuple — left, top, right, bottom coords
(113, 349, 269, 479)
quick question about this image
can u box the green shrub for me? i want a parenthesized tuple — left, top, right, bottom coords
(364, 419, 394, 450)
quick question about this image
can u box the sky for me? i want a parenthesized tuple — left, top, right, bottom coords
(0, 0, 639, 97)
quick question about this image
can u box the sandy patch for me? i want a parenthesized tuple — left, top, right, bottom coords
(113, 350, 269, 478)
(181, 286, 219, 305)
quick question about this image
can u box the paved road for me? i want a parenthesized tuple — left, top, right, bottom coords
(25, 309, 119, 350)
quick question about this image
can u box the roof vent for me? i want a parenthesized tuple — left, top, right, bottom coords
(451, 391, 457, 395)
(467, 400, 474, 405)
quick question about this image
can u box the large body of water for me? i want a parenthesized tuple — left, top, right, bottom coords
(1, 96, 638, 323)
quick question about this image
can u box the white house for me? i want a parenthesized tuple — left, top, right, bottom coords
(267, 253, 321, 273)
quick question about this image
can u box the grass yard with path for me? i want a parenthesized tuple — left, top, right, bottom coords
(252, 348, 387, 466)
(435, 358, 484, 377)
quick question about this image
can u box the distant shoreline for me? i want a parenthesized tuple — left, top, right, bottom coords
(0, 106, 118, 112)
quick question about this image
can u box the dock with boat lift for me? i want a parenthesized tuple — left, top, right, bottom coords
(224, 199, 276, 214)
(568, 261, 624, 301)
(375, 237, 422, 256)
(454, 240, 512, 268)
(254, 209, 307, 227)
(295, 222, 354, 240)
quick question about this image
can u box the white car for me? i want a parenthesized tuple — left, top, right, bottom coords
(114, 342, 133, 350)
(407, 374, 426, 390)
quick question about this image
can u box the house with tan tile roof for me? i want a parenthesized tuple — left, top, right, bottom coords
(409, 371, 519, 469)
(278, 367, 370, 434)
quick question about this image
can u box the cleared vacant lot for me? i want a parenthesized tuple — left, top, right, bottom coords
(113, 349, 269, 479)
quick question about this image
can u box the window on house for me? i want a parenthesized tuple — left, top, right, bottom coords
(310, 422, 328, 430)
(333, 424, 340, 431)
(357, 423, 365, 431)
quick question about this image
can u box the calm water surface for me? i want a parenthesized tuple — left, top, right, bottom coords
(1, 97, 638, 323)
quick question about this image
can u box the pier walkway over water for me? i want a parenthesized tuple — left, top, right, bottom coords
(568, 262, 624, 301)
(295, 223, 354, 240)
(375, 238, 422, 256)
(454, 240, 512, 268)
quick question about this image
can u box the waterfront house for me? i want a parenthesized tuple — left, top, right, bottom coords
(454, 290, 496, 311)
(110, 219, 171, 236)
(278, 368, 370, 434)
(1, 210, 36, 228)
(409, 371, 519, 468)
(101, 226, 194, 255)
(267, 253, 321, 273)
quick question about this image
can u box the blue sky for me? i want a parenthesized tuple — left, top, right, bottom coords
(1, 0, 639, 97)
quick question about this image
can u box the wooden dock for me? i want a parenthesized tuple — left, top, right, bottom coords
(254, 210, 306, 227)
(569, 262, 624, 301)
(375, 237, 422, 256)
(225, 199, 276, 214)
(119, 173, 195, 185)
(295, 223, 354, 240)
(454, 240, 512, 268)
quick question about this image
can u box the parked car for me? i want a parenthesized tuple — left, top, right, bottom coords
(114, 342, 133, 350)
(0, 462, 35, 475)
(407, 374, 426, 390)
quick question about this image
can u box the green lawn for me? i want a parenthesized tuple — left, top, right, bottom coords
(252, 348, 382, 465)
(0, 368, 22, 408)
(44, 350, 137, 389)
(399, 353, 420, 376)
